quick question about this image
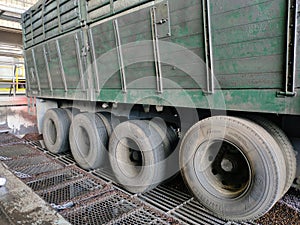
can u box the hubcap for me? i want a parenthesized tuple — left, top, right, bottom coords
(194, 140, 252, 199)
(116, 138, 143, 178)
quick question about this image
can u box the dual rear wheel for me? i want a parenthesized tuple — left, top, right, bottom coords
(109, 119, 177, 193)
(180, 116, 295, 221)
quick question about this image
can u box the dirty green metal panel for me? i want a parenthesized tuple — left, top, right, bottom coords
(211, 0, 286, 89)
(34, 45, 50, 90)
(46, 41, 65, 90)
(24, 50, 39, 94)
(58, 33, 86, 89)
(89, 0, 206, 90)
(97, 88, 300, 115)
(22, 0, 82, 49)
(22, 0, 300, 115)
(87, 0, 154, 23)
(25, 28, 88, 98)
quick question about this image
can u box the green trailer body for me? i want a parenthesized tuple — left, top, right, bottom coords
(22, 0, 300, 115)
(21, 0, 300, 222)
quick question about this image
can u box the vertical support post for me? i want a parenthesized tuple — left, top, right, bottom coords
(56, 0, 62, 32)
(21, 13, 27, 51)
(31, 49, 41, 93)
(43, 44, 53, 93)
(74, 33, 87, 91)
(24, 52, 31, 94)
(15, 65, 19, 94)
(42, 2, 46, 39)
(88, 29, 100, 92)
(55, 40, 68, 92)
(30, 12, 33, 44)
(113, 19, 127, 93)
(150, 7, 163, 94)
(202, 0, 215, 94)
(12, 65, 16, 97)
(110, 0, 115, 14)
(278, 0, 298, 97)
(79, 0, 94, 100)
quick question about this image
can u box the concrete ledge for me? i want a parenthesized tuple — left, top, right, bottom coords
(0, 162, 70, 225)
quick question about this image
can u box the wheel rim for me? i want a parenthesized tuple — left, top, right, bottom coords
(48, 119, 57, 145)
(77, 126, 90, 157)
(116, 138, 143, 178)
(194, 140, 252, 199)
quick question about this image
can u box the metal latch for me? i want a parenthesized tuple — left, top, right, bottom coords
(151, 1, 171, 39)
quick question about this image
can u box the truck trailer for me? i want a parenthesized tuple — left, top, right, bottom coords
(22, 0, 300, 222)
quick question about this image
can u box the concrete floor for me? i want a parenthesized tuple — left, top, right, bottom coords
(0, 95, 38, 137)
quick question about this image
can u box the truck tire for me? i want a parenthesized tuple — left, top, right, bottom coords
(180, 116, 286, 221)
(149, 117, 178, 156)
(246, 116, 296, 195)
(69, 113, 108, 170)
(96, 112, 119, 137)
(63, 107, 80, 121)
(109, 120, 167, 193)
(42, 108, 71, 154)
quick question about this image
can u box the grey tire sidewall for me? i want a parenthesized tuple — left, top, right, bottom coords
(63, 107, 80, 122)
(109, 120, 165, 193)
(42, 108, 70, 154)
(180, 116, 284, 221)
(96, 112, 119, 137)
(69, 113, 108, 170)
(246, 116, 297, 195)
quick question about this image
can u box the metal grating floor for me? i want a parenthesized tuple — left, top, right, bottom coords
(3, 154, 50, 169)
(61, 191, 139, 225)
(0, 144, 37, 158)
(0, 132, 24, 146)
(26, 167, 85, 192)
(0, 133, 260, 225)
(36, 177, 109, 206)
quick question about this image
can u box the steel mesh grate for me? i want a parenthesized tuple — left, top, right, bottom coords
(61, 191, 139, 225)
(171, 199, 227, 225)
(91, 166, 118, 183)
(0, 144, 37, 158)
(108, 207, 180, 225)
(57, 153, 77, 166)
(0, 133, 23, 146)
(12, 162, 64, 178)
(3, 155, 51, 169)
(26, 167, 85, 191)
(27, 141, 44, 149)
(139, 185, 192, 212)
(36, 177, 108, 205)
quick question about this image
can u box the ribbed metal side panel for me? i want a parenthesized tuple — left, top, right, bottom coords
(22, 0, 81, 48)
